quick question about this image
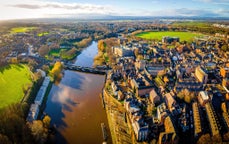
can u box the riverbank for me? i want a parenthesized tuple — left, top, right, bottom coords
(43, 41, 112, 143)
(103, 86, 132, 144)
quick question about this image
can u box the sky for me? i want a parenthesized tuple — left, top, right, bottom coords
(0, 0, 228, 20)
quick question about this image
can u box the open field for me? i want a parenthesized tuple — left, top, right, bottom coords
(49, 49, 66, 57)
(11, 27, 37, 33)
(135, 31, 204, 42)
(0, 64, 32, 109)
(38, 32, 49, 37)
(48, 48, 77, 60)
(172, 21, 210, 27)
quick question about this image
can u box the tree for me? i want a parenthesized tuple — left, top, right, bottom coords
(38, 45, 49, 57)
(98, 40, 105, 52)
(177, 89, 195, 103)
(50, 61, 63, 82)
(223, 132, 229, 142)
(76, 37, 92, 48)
(221, 44, 229, 52)
(0, 134, 11, 144)
(212, 134, 222, 143)
(134, 49, 139, 57)
(29, 120, 48, 144)
(197, 134, 211, 144)
(42, 65, 50, 73)
(0, 104, 34, 143)
(42, 115, 51, 128)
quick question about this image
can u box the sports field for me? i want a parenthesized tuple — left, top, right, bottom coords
(38, 32, 49, 37)
(11, 27, 36, 33)
(135, 31, 203, 42)
(0, 64, 32, 109)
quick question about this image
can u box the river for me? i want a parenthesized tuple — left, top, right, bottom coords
(44, 41, 111, 144)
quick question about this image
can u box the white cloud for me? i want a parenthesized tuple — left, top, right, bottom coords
(0, 0, 228, 20)
(193, 0, 229, 5)
(0, 0, 115, 20)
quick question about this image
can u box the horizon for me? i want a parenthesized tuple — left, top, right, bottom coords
(0, 0, 229, 20)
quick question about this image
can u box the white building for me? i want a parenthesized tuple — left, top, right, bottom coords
(27, 104, 40, 122)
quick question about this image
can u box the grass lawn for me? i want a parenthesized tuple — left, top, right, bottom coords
(135, 31, 203, 42)
(172, 21, 210, 27)
(0, 64, 32, 109)
(11, 27, 37, 33)
(49, 49, 67, 57)
(38, 32, 49, 37)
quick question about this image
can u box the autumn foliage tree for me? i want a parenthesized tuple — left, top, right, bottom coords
(0, 104, 34, 143)
(43, 115, 51, 128)
(29, 120, 48, 144)
(177, 89, 195, 103)
(49, 61, 63, 83)
(94, 38, 119, 66)
(38, 45, 49, 57)
(197, 134, 211, 144)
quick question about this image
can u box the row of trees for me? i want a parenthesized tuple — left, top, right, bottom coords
(94, 38, 119, 66)
(0, 104, 51, 144)
(61, 48, 77, 60)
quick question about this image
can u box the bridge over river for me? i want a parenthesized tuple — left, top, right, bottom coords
(64, 64, 109, 75)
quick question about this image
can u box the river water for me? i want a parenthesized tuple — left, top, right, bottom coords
(44, 42, 111, 144)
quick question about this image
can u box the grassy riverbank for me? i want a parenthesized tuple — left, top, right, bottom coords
(0, 64, 32, 109)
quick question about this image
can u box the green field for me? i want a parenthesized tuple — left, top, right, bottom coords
(38, 32, 49, 37)
(135, 31, 203, 42)
(172, 21, 210, 27)
(49, 49, 67, 57)
(0, 64, 32, 109)
(11, 27, 36, 33)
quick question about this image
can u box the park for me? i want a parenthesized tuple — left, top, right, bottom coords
(0, 64, 32, 109)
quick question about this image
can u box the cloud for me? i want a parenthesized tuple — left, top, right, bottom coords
(11, 4, 41, 9)
(9, 2, 111, 11)
(193, 0, 229, 5)
(6, 1, 115, 18)
(140, 8, 228, 17)
(215, 9, 229, 14)
(1, 0, 228, 19)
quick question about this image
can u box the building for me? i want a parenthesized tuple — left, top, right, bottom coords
(27, 76, 50, 122)
(111, 81, 118, 96)
(113, 45, 134, 57)
(195, 66, 208, 84)
(164, 92, 176, 112)
(226, 93, 229, 101)
(175, 81, 203, 92)
(198, 91, 210, 106)
(124, 98, 148, 141)
(222, 112, 229, 130)
(192, 102, 202, 137)
(117, 90, 125, 100)
(156, 103, 168, 123)
(158, 116, 179, 144)
(34, 86, 47, 105)
(135, 60, 146, 71)
(162, 36, 180, 43)
(132, 119, 149, 141)
(149, 89, 160, 105)
(144, 65, 166, 78)
(42, 76, 50, 87)
(130, 77, 153, 97)
(220, 67, 229, 78)
(26, 104, 40, 122)
(222, 78, 229, 93)
(205, 103, 220, 137)
(158, 132, 178, 144)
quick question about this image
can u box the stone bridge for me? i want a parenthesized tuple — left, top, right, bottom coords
(64, 64, 108, 75)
